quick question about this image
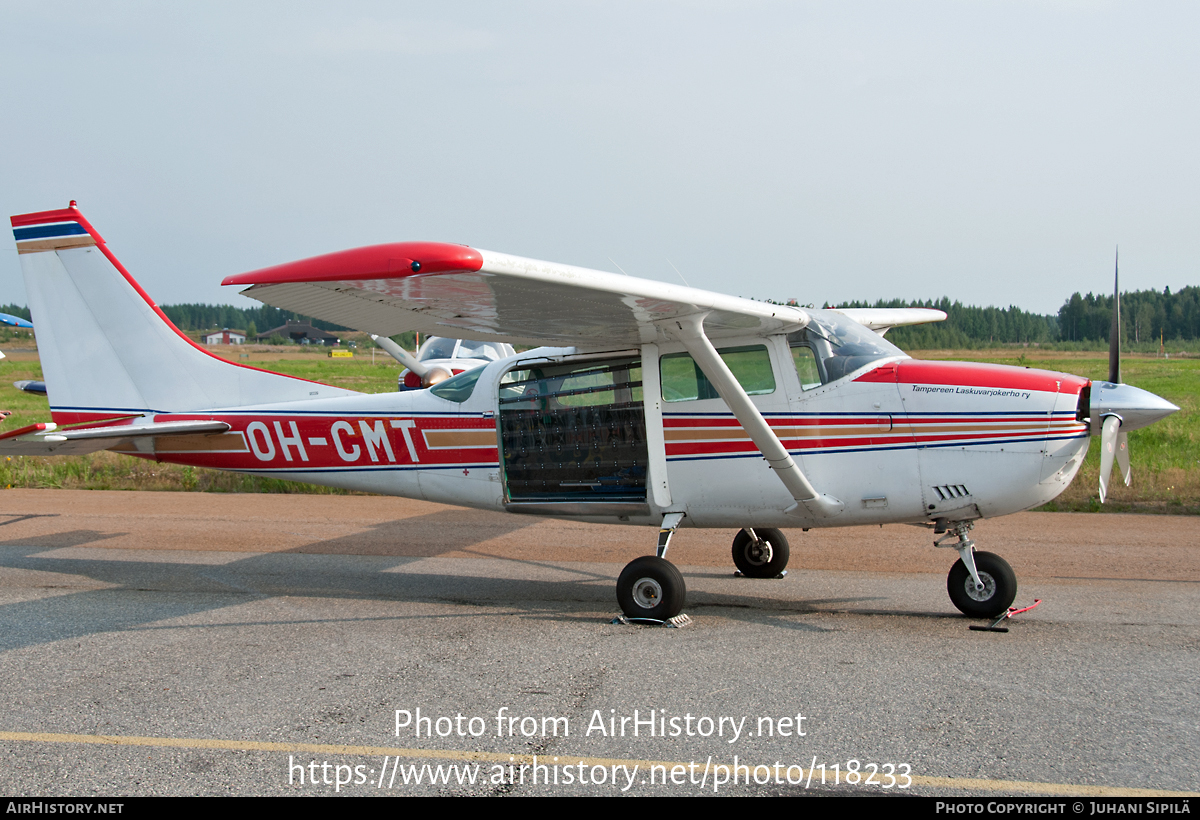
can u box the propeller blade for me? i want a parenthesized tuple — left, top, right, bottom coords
(1115, 430, 1131, 488)
(1109, 248, 1121, 384)
(1098, 415, 1122, 503)
(370, 334, 428, 377)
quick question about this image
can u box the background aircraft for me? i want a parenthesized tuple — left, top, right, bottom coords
(0, 312, 33, 329)
(0, 309, 34, 385)
(3, 203, 1178, 622)
(374, 335, 516, 391)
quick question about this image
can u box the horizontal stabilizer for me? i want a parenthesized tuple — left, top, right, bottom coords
(0, 418, 230, 456)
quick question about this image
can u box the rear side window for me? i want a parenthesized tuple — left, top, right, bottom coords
(660, 345, 775, 402)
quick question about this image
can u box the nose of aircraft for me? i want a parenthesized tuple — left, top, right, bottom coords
(1089, 381, 1179, 432)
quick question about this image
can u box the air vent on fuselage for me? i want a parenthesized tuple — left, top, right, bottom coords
(932, 484, 971, 501)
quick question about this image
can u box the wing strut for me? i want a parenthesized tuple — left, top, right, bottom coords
(670, 314, 843, 520)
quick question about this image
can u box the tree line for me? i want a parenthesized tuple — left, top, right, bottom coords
(1057, 286, 1199, 344)
(4, 285, 1198, 347)
(830, 297, 1059, 349)
(157, 304, 348, 340)
(0, 302, 347, 339)
(831, 285, 1200, 348)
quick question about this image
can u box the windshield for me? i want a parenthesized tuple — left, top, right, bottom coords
(789, 309, 905, 386)
(418, 337, 458, 361)
(456, 340, 514, 362)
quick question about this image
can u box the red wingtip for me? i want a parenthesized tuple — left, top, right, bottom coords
(222, 242, 484, 287)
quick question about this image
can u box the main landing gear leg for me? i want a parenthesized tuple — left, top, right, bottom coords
(616, 513, 687, 621)
(936, 522, 1017, 618)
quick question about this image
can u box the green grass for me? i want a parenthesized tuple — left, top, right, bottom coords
(0, 353, 402, 494)
(249, 356, 403, 394)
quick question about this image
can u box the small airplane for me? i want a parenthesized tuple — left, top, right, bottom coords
(375, 334, 516, 391)
(0, 311, 33, 329)
(0, 311, 34, 363)
(3, 203, 1179, 621)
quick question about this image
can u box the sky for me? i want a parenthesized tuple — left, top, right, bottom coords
(1, 1, 1197, 316)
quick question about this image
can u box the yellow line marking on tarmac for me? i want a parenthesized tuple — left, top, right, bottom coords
(1, 731, 1196, 797)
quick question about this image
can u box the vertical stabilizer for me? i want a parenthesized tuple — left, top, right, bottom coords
(12, 203, 358, 424)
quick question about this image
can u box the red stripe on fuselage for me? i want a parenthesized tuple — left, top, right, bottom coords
(148, 414, 498, 470)
(663, 416, 895, 428)
(662, 413, 1088, 458)
(856, 360, 1088, 394)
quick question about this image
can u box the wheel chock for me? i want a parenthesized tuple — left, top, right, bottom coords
(969, 599, 1041, 633)
(733, 569, 788, 579)
(611, 613, 692, 628)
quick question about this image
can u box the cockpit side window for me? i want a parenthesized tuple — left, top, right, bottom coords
(792, 346, 822, 390)
(789, 310, 906, 387)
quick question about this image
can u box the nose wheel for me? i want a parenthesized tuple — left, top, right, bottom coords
(947, 551, 1017, 618)
(935, 522, 1018, 618)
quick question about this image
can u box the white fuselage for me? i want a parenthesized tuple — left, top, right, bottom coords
(143, 337, 1091, 532)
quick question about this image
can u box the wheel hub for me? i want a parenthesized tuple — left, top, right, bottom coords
(964, 571, 996, 602)
(745, 539, 773, 566)
(632, 577, 663, 609)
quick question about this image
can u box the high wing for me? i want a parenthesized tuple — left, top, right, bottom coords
(223, 244, 810, 348)
(225, 241, 845, 518)
(0, 419, 230, 456)
(830, 308, 947, 335)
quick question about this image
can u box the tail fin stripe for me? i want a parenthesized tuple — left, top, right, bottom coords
(13, 220, 97, 254)
(14, 223, 89, 241)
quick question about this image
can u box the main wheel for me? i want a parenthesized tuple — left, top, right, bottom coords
(617, 556, 686, 620)
(731, 528, 790, 578)
(947, 551, 1017, 618)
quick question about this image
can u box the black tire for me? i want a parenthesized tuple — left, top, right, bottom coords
(947, 551, 1017, 618)
(616, 556, 686, 620)
(731, 528, 790, 578)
